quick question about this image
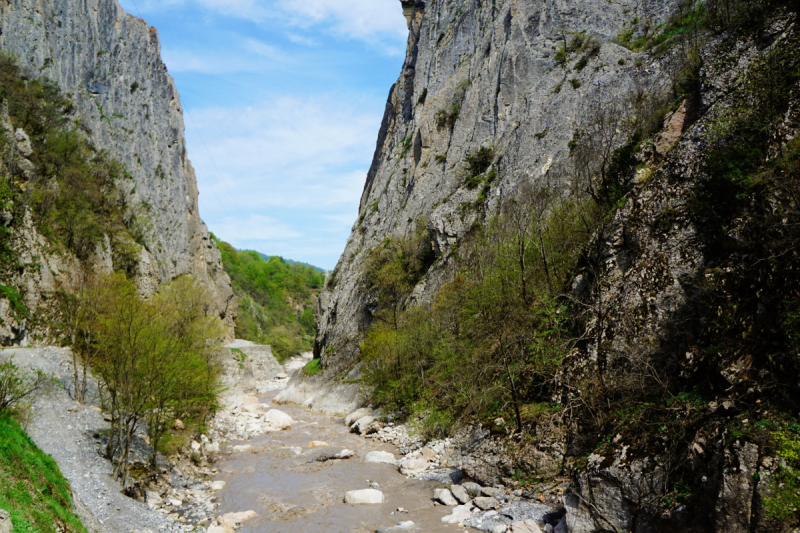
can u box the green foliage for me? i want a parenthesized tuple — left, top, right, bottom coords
(765, 427, 800, 523)
(362, 193, 593, 431)
(435, 103, 460, 130)
(0, 52, 144, 278)
(0, 283, 28, 320)
(0, 413, 87, 532)
(302, 358, 323, 376)
(216, 238, 324, 361)
(0, 358, 47, 413)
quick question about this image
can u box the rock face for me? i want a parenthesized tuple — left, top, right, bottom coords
(0, 0, 235, 336)
(315, 0, 682, 367)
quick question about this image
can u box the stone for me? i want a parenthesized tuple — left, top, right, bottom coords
(481, 487, 505, 498)
(492, 525, 508, 533)
(276, 372, 288, 379)
(221, 511, 257, 523)
(307, 441, 330, 448)
(450, 484, 471, 504)
(205, 441, 221, 453)
(0, 509, 14, 533)
(399, 458, 429, 475)
(173, 419, 185, 430)
(441, 504, 474, 524)
(210, 481, 226, 491)
(510, 520, 543, 533)
(376, 521, 416, 532)
(242, 404, 265, 414)
(463, 482, 483, 497)
(336, 449, 355, 458)
(365, 451, 396, 464)
(207, 525, 233, 533)
(417, 447, 436, 462)
(434, 488, 458, 506)
(146, 491, 163, 507)
(473, 497, 500, 510)
(345, 408, 374, 427)
(351, 416, 376, 434)
(263, 409, 293, 430)
(344, 489, 385, 504)
(231, 445, 254, 453)
(191, 440, 201, 451)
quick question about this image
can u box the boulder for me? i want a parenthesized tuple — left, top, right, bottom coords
(210, 481, 226, 491)
(336, 449, 355, 459)
(417, 447, 436, 462)
(263, 409, 293, 430)
(441, 504, 475, 524)
(400, 458, 429, 475)
(482, 487, 505, 498)
(450, 484, 471, 504)
(344, 489, 385, 504)
(365, 451, 396, 464)
(511, 520, 543, 533)
(146, 491, 163, 507)
(463, 482, 482, 496)
(351, 416, 376, 434)
(345, 407, 374, 427)
(434, 488, 458, 506)
(492, 526, 508, 533)
(473, 497, 500, 510)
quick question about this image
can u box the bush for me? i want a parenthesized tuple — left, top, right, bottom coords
(0, 358, 48, 414)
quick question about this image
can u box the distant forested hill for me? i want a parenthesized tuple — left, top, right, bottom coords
(215, 237, 325, 361)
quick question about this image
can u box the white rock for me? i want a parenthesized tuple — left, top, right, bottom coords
(400, 457, 429, 474)
(191, 440, 201, 451)
(205, 441, 220, 453)
(344, 489, 385, 504)
(450, 484, 471, 504)
(345, 407, 373, 427)
(492, 525, 509, 533)
(511, 520, 543, 533)
(441, 504, 474, 524)
(221, 511, 257, 523)
(351, 415, 376, 434)
(336, 449, 355, 458)
(307, 441, 330, 448)
(210, 481, 226, 491)
(231, 445, 254, 453)
(169, 498, 182, 507)
(434, 488, 458, 506)
(364, 451, 396, 464)
(263, 409, 293, 430)
(276, 372, 288, 379)
(376, 521, 416, 532)
(146, 491, 163, 507)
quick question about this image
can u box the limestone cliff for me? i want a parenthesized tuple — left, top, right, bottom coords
(316, 0, 682, 366)
(0, 0, 235, 339)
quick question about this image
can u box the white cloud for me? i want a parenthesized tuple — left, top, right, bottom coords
(244, 38, 279, 58)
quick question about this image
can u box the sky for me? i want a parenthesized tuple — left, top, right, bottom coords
(117, 0, 409, 270)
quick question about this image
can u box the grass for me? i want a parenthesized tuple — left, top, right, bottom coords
(0, 414, 87, 532)
(302, 358, 323, 376)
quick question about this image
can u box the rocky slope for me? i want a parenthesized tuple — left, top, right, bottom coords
(0, 0, 235, 340)
(316, 0, 683, 366)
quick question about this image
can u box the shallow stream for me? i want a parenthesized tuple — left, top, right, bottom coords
(212, 389, 472, 533)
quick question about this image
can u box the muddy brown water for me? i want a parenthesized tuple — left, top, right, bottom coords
(214, 391, 476, 533)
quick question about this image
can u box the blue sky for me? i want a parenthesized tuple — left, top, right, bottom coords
(117, 0, 408, 270)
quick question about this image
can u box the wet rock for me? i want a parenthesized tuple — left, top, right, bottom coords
(263, 409, 293, 430)
(221, 510, 257, 523)
(365, 450, 396, 464)
(412, 468, 463, 484)
(474, 497, 501, 510)
(345, 408, 374, 427)
(376, 521, 416, 532)
(307, 441, 330, 448)
(0, 509, 12, 533)
(344, 489, 385, 504)
(351, 416, 376, 434)
(434, 488, 458, 506)
(231, 445, 254, 453)
(441, 503, 475, 524)
(451, 484, 471, 504)
(336, 449, 355, 458)
(210, 481, 226, 491)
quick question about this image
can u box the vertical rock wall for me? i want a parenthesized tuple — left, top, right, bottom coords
(0, 0, 235, 334)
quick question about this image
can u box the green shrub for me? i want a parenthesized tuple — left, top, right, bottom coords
(302, 358, 323, 376)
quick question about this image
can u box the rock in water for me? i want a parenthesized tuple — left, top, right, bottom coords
(450, 484, 471, 504)
(210, 481, 226, 491)
(263, 409, 293, 430)
(364, 451, 396, 464)
(441, 504, 475, 524)
(351, 415, 376, 434)
(473, 497, 501, 510)
(307, 441, 330, 448)
(344, 489, 385, 504)
(0, 510, 12, 533)
(434, 488, 458, 506)
(376, 521, 416, 532)
(345, 407, 373, 426)
(231, 445, 254, 453)
(399, 458, 429, 475)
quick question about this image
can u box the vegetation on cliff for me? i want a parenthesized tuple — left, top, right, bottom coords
(216, 237, 324, 361)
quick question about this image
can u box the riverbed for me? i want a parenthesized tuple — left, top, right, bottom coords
(213, 388, 468, 533)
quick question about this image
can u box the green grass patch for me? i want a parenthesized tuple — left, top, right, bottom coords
(302, 358, 323, 376)
(0, 414, 87, 532)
